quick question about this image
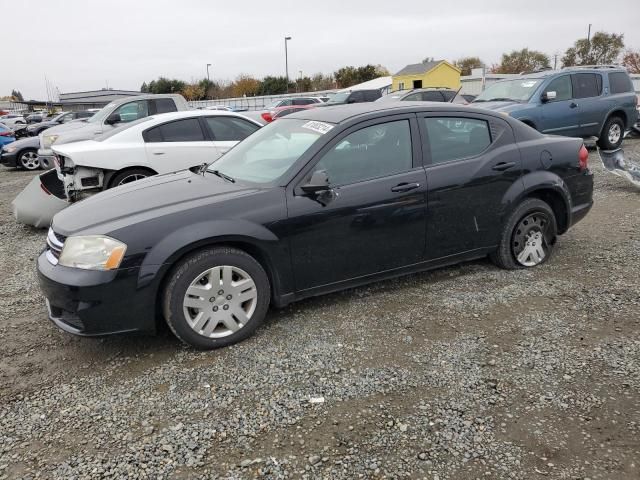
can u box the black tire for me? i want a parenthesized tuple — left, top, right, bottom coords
(18, 149, 40, 170)
(490, 198, 557, 270)
(162, 247, 271, 349)
(597, 116, 624, 150)
(109, 168, 154, 188)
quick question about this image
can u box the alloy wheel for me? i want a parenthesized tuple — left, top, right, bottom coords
(117, 173, 148, 185)
(608, 123, 621, 146)
(512, 212, 550, 267)
(20, 151, 40, 170)
(182, 265, 258, 338)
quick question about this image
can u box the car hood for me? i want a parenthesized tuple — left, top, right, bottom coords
(3, 135, 40, 149)
(42, 121, 102, 143)
(471, 101, 525, 113)
(52, 169, 262, 236)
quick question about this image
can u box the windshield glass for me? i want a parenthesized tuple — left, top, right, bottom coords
(326, 92, 350, 104)
(474, 79, 543, 102)
(87, 102, 116, 123)
(207, 119, 332, 184)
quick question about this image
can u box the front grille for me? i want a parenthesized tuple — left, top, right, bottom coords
(46, 228, 66, 265)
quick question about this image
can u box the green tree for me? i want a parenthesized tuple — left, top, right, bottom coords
(11, 89, 24, 101)
(232, 74, 260, 97)
(562, 32, 624, 67)
(259, 76, 290, 95)
(453, 57, 484, 76)
(334, 64, 386, 88)
(295, 76, 313, 93)
(140, 82, 149, 93)
(143, 77, 186, 94)
(310, 73, 334, 91)
(493, 48, 550, 74)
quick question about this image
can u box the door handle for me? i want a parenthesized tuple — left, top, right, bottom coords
(152, 151, 165, 155)
(391, 182, 420, 193)
(569, 102, 578, 109)
(492, 161, 516, 171)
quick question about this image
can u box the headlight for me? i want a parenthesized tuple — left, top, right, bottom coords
(3, 146, 16, 153)
(43, 134, 59, 148)
(58, 236, 127, 270)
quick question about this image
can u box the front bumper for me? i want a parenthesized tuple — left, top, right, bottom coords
(37, 252, 157, 336)
(12, 171, 69, 228)
(0, 149, 19, 168)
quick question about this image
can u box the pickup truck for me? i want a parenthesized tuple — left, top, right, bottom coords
(38, 94, 189, 168)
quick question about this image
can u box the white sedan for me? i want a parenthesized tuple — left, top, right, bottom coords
(51, 110, 261, 201)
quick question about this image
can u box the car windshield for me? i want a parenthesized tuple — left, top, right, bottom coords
(326, 92, 350, 104)
(474, 79, 543, 102)
(207, 119, 332, 184)
(87, 102, 116, 123)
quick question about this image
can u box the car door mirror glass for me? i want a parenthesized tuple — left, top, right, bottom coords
(301, 170, 330, 194)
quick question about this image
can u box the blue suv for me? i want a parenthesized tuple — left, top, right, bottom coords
(473, 66, 638, 150)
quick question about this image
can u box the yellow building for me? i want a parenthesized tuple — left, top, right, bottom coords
(392, 60, 461, 91)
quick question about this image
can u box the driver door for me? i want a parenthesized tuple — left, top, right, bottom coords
(285, 116, 427, 292)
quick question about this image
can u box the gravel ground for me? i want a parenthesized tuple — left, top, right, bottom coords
(0, 141, 639, 479)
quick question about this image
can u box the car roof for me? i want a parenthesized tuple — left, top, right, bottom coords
(519, 67, 629, 79)
(286, 102, 489, 124)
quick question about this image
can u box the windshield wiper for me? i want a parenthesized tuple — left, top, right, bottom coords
(209, 169, 235, 183)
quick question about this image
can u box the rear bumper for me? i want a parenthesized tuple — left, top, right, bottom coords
(37, 253, 157, 336)
(12, 171, 69, 228)
(568, 170, 594, 229)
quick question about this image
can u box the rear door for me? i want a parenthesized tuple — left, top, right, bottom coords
(539, 74, 580, 136)
(143, 117, 215, 172)
(571, 73, 604, 136)
(202, 116, 260, 154)
(419, 113, 522, 259)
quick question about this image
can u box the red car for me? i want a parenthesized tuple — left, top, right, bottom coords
(260, 104, 316, 123)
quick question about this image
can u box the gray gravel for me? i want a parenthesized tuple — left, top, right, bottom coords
(1, 141, 639, 479)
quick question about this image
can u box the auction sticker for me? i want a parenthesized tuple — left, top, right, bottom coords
(302, 121, 334, 134)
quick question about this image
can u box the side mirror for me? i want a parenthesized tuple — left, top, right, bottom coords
(301, 170, 330, 194)
(541, 91, 557, 103)
(105, 113, 121, 125)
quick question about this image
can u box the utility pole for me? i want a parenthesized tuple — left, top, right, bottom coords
(284, 36, 292, 93)
(553, 53, 558, 70)
(206, 63, 211, 83)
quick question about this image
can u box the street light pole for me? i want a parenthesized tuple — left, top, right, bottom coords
(206, 63, 211, 83)
(284, 36, 292, 93)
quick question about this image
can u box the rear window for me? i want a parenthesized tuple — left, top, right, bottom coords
(143, 118, 205, 142)
(571, 73, 602, 99)
(608, 72, 633, 94)
(205, 116, 259, 141)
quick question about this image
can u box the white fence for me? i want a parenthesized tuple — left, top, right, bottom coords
(188, 90, 339, 111)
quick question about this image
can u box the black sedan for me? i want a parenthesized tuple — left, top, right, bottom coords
(1, 136, 41, 170)
(38, 103, 594, 349)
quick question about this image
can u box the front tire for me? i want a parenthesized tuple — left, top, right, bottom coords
(162, 247, 271, 349)
(490, 198, 557, 270)
(18, 149, 40, 170)
(597, 116, 624, 150)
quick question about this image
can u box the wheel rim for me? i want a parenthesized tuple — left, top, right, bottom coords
(20, 151, 40, 170)
(512, 212, 550, 267)
(182, 265, 258, 338)
(117, 173, 148, 185)
(608, 123, 621, 145)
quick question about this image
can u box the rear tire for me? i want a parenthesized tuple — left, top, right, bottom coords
(109, 168, 154, 188)
(597, 116, 624, 150)
(162, 247, 271, 349)
(490, 198, 557, 270)
(18, 149, 40, 170)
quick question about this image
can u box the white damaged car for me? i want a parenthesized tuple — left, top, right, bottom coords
(51, 110, 261, 201)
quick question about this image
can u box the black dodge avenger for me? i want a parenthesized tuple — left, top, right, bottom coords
(38, 103, 593, 349)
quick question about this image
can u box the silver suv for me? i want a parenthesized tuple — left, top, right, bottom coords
(38, 94, 189, 168)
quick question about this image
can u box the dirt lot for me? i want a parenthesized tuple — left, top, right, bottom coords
(0, 142, 639, 479)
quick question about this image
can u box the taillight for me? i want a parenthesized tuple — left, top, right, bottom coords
(261, 112, 273, 123)
(40, 182, 51, 195)
(579, 144, 589, 171)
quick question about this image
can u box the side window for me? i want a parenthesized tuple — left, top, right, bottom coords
(423, 117, 491, 164)
(349, 91, 365, 103)
(403, 93, 422, 101)
(571, 73, 601, 99)
(113, 100, 149, 123)
(60, 113, 74, 123)
(364, 91, 380, 101)
(292, 98, 312, 105)
(608, 72, 633, 94)
(422, 91, 445, 102)
(544, 76, 572, 101)
(205, 117, 259, 141)
(154, 98, 178, 114)
(143, 125, 163, 142)
(155, 118, 205, 142)
(315, 120, 413, 186)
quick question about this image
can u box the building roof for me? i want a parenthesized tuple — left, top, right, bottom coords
(394, 61, 444, 76)
(339, 76, 392, 92)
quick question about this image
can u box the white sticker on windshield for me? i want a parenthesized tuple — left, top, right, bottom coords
(521, 81, 537, 87)
(302, 121, 334, 135)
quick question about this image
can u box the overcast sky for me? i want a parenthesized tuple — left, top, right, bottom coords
(2, 0, 639, 99)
